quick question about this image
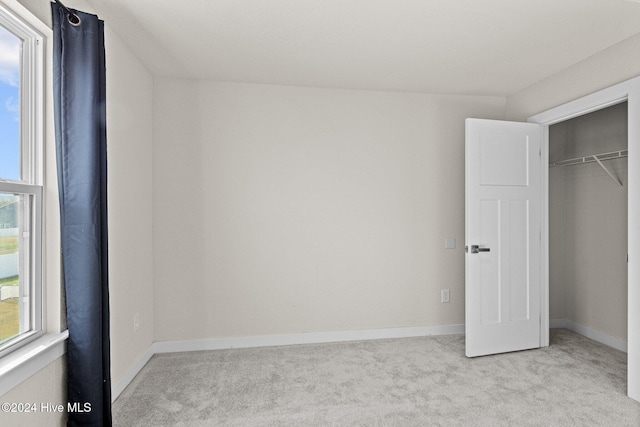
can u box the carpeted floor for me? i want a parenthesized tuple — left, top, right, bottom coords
(113, 329, 640, 426)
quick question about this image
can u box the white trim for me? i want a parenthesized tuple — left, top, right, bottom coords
(152, 324, 465, 354)
(539, 124, 550, 347)
(0, 331, 67, 396)
(0, 0, 61, 398)
(549, 319, 627, 353)
(528, 75, 640, 403)
(110, 324, 465, 401)
(111, 346, 155, 402)
(0, 0, 46, 359)
(528, 83, 633, 125)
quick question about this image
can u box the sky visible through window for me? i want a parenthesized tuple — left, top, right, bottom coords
(0, 24, 20, 182)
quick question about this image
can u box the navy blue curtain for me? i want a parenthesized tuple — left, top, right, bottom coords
(51, 3, 111, 426)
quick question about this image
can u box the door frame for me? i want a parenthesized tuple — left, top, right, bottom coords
(528, 76, 640, 402)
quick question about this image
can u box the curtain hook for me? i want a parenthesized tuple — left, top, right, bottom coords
(54, 0, 82, 26)
(67, 12, 81, 26)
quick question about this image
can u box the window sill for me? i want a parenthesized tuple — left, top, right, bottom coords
(0, 331, 68, 396)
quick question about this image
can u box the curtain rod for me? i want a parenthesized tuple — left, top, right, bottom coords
(53, 0, 81, 26)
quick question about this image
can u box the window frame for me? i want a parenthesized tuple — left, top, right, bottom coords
(0, 2, 45, 358)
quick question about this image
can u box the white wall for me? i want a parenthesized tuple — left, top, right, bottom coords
(0, 357, 66, 427)
(549, 103, 628, 341)
(103, 25, 155, 390)
(153, 79, 505, 342)
(2, 2, 155, 425)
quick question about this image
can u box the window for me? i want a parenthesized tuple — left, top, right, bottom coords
(0, 5, 44, 357)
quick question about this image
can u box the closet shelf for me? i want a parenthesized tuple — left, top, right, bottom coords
(549, 149, 627, 167)
(549, 149, 628, 191)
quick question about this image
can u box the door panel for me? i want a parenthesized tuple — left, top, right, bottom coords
(479, 134, 529, 186)
(465, 118, 542, 357)
(479, 199, 500, 325)
(509, 200, 530, 322)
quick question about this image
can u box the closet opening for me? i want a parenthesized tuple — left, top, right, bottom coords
(548, 101, 628, 353)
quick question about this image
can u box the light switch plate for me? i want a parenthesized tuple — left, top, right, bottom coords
(445, 238, 456, 249)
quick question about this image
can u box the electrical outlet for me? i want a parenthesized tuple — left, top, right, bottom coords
(441, 289, 450, 303)
(133, 313, 140, 333)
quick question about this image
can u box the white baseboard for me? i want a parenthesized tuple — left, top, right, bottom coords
(550, 318, 627, 353)
(111, 323, 464, 401)
(152, 324, 465, 354)
(111, 346, 155, 403)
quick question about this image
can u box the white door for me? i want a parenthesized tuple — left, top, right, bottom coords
(465, 118, 542, 357)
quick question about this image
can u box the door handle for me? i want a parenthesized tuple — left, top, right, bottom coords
(470, 245, 490, 254)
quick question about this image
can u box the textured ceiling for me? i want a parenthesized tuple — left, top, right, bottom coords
(85, 0, 640, 96)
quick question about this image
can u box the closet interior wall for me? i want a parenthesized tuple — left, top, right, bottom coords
(549, 102, 628, 344)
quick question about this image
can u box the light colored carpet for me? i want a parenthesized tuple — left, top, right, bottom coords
(113, 329, 640, 426)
